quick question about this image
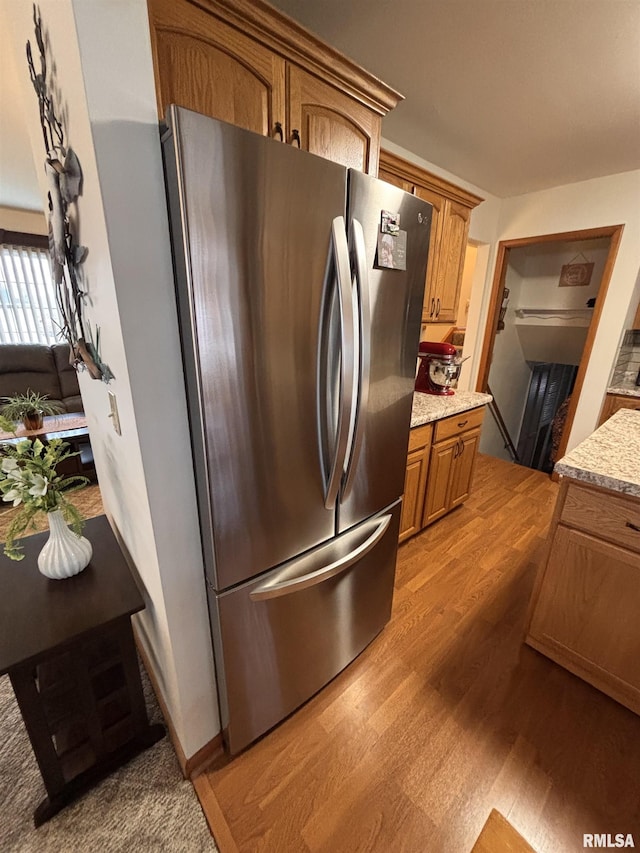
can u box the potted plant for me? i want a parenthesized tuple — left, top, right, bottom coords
(0, 390, 63, 431)
(0, 420, 91, 575)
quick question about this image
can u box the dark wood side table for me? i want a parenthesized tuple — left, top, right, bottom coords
(0, 515, 164, 826)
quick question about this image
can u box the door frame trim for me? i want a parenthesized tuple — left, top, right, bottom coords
(475, 224, 625, 463)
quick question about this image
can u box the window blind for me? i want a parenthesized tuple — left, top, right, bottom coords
(0, 233, 62, 346)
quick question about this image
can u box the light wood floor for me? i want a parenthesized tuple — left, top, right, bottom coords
(471, 809, 536, 853)
(194, 455, 640, 853)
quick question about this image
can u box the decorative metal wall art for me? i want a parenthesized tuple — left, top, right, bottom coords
(26, 5, 112, 381)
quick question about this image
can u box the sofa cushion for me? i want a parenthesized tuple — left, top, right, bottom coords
(0, 343, 62, 404)
(0, 343, 82, 413)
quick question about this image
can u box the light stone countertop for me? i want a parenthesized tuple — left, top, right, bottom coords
(554, 408, 640, 498)
(410, 390, 492, 428)
(607, 385, 640, 398)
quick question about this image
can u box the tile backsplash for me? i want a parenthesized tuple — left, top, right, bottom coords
(611, 329, 640, 387)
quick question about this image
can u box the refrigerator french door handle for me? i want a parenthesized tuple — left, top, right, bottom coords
(322, 216, 355, 510)
(342, 218, 371, 499)
(249, 513, 391, 601)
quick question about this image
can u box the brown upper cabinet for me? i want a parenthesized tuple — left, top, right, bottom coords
(379, 151, 483, 323)
(147, 0, 402, 174)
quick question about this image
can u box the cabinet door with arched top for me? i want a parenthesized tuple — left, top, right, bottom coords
(148, 0, 285, 138)
(287, 66, 381, 174)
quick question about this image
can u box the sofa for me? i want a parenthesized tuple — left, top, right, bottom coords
(0, 343, 83, 413)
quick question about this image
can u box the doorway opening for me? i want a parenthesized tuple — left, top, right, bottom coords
(476, 226, 623, 471)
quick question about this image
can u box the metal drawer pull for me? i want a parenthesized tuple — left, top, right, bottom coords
(626, 521, 640, 533)
(457, 420, 468, 427)
(249, 514, 392, 601)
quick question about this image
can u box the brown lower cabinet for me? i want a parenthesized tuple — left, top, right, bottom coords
(526, 480, 640, 715)
(598, 392, 640, 425)
(399, 423, 432, 542)
(399, 406, 485, 543)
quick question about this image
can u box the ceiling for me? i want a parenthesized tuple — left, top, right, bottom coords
(1, 0, 639, 210)
(268, 0, 640, 197)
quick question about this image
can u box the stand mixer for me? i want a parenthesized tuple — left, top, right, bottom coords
(415, 341, 462, 395)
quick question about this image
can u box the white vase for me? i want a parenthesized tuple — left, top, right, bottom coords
(37, 508, 93, 580)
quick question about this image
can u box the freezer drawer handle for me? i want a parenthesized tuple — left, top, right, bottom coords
(249, 513, 392, 601)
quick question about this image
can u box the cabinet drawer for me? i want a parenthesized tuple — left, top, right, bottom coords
(433, 406, 485, 443)
(561, 484, 640, 555)
(408, 422, 433, 452)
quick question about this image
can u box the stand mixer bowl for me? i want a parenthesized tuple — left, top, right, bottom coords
(415, 341, 461, 395)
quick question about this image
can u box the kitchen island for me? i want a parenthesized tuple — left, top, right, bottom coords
(526, 408, 640, 715)
(401, 390, 492, 541)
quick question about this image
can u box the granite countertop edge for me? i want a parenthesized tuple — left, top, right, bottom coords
(554, 463, 640, 499)
(607, 385, 640, 398)
(410, 391, 492, 428)
(553, 409, 640, 499)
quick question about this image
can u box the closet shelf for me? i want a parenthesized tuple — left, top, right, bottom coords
(515, 308, 594, 319)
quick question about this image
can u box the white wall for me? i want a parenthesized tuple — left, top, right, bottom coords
(507, 239, 609, 368)
(485, 171, 640, 451)
(0, 206, 47, 234)
(0, 20, 42, 212)
(479, 267, 530, 460)
(516, 238, 609, 311)
(4, 0, 219, 758)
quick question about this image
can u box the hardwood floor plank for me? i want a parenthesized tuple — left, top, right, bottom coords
(317, 656, 409, 735)
(303, 778, 436, 853)
(470, 809, 536, 853)
(192, 772, 240, 853)
(194, 455, 640, 853)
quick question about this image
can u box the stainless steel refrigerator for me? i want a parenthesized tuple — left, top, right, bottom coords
(161, 106, 432, 754)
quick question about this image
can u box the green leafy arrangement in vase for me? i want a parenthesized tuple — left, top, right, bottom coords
(0, 418, 88, 560)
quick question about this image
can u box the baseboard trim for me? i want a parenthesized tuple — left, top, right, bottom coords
(184, 732, 225, 779)
(133, 627, 224, 779)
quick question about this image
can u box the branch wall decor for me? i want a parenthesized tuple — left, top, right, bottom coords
(26, 4, 113, 382)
